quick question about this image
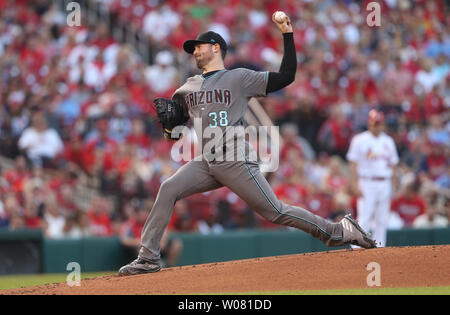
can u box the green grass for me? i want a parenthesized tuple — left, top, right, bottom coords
(0, 272, 114, 290)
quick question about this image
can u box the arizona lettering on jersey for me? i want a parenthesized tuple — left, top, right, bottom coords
(185, 89, 231, 109)
(171, 68, 268, 160)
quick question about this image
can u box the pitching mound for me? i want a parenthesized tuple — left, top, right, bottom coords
(4, 245, 450, 295)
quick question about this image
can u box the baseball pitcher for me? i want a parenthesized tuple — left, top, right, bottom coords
(119, 12, 376, 276)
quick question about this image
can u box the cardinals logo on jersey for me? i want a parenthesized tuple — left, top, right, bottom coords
(365, 148, 377, 160)
(365, 148, 390, 161)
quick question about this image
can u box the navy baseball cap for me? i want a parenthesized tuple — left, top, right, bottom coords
(183, 31, 227, 55)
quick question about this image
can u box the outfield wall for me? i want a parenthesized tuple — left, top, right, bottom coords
(0, 228, 449, 274)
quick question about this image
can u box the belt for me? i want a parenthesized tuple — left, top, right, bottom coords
(360, 176, 390, 181)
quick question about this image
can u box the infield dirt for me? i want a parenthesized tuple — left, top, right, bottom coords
(2, 245, 449, 295)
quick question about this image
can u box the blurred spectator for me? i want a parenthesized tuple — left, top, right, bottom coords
(317, 105, 352, 158)
(160, 228, 183, 267)
(8, 210, 25, 230)
(57, 183, 78, 215)
(426, 115, 449, 147)
(419, 142, 447, 181)
(401, 137, 427, 172)
(235, 208, 257, 229)
(322, 156, 348, 195)
(0, 194, 23, 229)
(196, 209, 224, 235)
(0, 0, 449, 237)
(63, 210, 92, 239)
(413, 191, 448, 229)
(86, 196, 113, 237)
(142, 4, 180, 44)
(387, 210, 405, 230)
(425, 87, 446, 120)
(415, 58, 440, 93)
(18, 112, 64, 168)
(82, 118, 118, 176)
(228, 44, 262, 71)
(120, 199, 182, 267)
(126, 118, 152, 158)
(3, 156, 31, 194)
(170, 199, 196, 232)
(77, 211, 93, 237)
(23, 202, 43, 230)
(109, 103, 132, 143)
(215, 199, 237, 230)
(391, 179, 426, 228)
(62, 213, 81, 239)
(145, 50, 178, 96)
(43, 196, 66, 238)
(329, 191, 351, 222)
(303, 186, 334, 220)
(280, 123, 315, 161)
(274, 167, 308, 208)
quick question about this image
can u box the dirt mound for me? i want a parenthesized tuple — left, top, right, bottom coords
(3, 245, 450, 295)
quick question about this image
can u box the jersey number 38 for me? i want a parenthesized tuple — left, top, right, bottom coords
(208, 110, 229, 128)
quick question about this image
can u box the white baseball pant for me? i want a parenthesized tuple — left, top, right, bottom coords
(356, 178, 392, 247)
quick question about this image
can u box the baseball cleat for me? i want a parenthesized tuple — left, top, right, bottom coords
(118, 258, 161, 276)
(340, 214, 377, 249)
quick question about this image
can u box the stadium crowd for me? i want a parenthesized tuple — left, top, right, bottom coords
(0, 0, 448, 239)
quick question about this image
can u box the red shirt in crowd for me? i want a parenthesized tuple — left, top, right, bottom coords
(82, 137, 118, 173)
(317, 118, 352, 152)
(87, 211, 112, 236)
(391, 196, 426, 226)
(304, 193, 333, 220)
(425, 154, 447, 180)
(274, 184, 308, 206)
(424, 91, 444, 119)
(24, 216, 42, 229)
(126, 134, 152, 149)
(326, 175, 348, 193)
(121, 219, 145, 239)
(4, 169, 31, 194)
(402, 99, 423, 124)
(280, 141, 304, 161)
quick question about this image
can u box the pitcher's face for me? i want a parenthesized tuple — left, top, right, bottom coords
(193, 43, 215, 69)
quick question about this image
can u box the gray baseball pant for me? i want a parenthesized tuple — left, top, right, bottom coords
(139, 158, 344, 262)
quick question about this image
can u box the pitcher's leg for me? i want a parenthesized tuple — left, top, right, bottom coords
(211, 160, 344, 246)
(139, 160, 222, 262)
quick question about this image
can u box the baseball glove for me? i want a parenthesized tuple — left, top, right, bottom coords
(153, 98, 189, 140)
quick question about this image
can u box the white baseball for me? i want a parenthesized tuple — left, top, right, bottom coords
(274, 11, 287, 23)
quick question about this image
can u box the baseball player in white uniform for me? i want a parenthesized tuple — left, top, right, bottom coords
(346, 110, 399, 247)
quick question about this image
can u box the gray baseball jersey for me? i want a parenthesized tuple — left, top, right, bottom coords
(138, 68, 345, 264)
(172, 68, 267, 161)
